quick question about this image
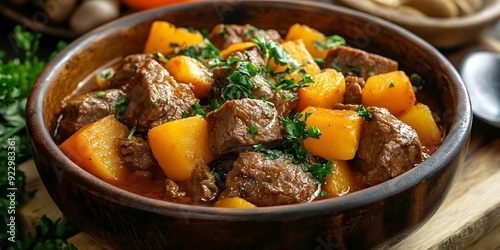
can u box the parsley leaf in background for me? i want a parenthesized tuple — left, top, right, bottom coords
(0, 25, 79, 250)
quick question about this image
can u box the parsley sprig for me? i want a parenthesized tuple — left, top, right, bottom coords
(254, 113, 333, 184)
(0, 25, 79, 250)
(252, 37, 301, 69)
(221, 58, 260, 100)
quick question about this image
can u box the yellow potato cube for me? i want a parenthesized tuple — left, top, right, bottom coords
(322, 160, 357, 197)
(148, 116, 215, 181)
(59, 115, 130, 181)
(285, 23, 328, 59)
(165, 55, 214, 99)
(296, 68, 346, 112)
(301, 107, 363, 160)
(398, 103, 442, 145)
(362, 71, 416, 116)
(214, 197, 257, 208)
(143, 21, 204, 55)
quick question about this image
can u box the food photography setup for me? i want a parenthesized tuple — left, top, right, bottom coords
(0, 0, 499, 249)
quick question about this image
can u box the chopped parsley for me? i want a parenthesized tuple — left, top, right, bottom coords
(192, 103, 206, 118)
(314, 34, 346, 51)
(346, 62, 361, 76)
(151, 101, 157, 108)
(99, 69, 113, 80)
(357, 105, 373, 121)
(389, 82, 395, 88)
(304, 160, 334, 185)
(127, 127, 136, 140)
(217, 25, 229, 38)
(254, 113, 333, 184)
(249, 123, 258, 137)
(114, 97, 128, 120)
(94, 91, 106, 98)
(331, 60, 343, 72)
(178, 38, 222, 67)
(221, 59, 260, 100)
(253, 37, 301, 69)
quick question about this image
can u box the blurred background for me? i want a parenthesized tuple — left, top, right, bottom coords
(1, 0, 499, 60)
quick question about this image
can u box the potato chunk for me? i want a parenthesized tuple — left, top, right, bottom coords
(285, 23, 328, 59)
(301, 107, 363, 160)
(322, 160, 357, 197)
(214, 197, 257, 208)
(59, 115, 131, 181)
(398, 103, 442, 145)
(148, 116, 215, 181)
(296, 68, 346, 112)
(362, 71, 416, 116)
(165, 55, 214, 99)
(143, 21, 204, 55)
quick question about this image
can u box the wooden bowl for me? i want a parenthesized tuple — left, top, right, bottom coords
(335, 0, 500, 49)
(26, 1, 472, 249)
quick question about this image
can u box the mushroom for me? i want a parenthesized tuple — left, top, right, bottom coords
(69, 0, 120, 34)
(43, 0, 78, 23)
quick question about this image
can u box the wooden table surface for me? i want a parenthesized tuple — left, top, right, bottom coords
(4, 9, 499, 250)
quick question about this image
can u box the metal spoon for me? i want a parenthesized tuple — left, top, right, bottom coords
(460, 51, 500, 128)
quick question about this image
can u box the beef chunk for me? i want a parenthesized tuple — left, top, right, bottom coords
(206, 99, 282, 157)
(119, 136, 158, 171)
(189, 163, 219, 203)
(343, 76, 365, 104)
(121, 59, 198, 132)
(253, 82, 299, 117)
(56, 88, 125, 143)
(208, 24, 282, 50)
(104, 53, 169, 89)
(209, 153, 239, 189)
(352, 107, 422, 186)
(324, 46, 398, 79)
(106, 54, 150, 89)
(165, 179, 187, 200)
(220, 152, 317, 206)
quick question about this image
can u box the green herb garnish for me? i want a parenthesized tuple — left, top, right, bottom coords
(253, 37, 301, 69)
(127, 127, 136, 141)
(114, 97, 128, 120)
(1, 25, 78, 250)
(357, 105, 373, 121)
(249, 124, 258, 137)
(94, 91, 106, 98)
(314, 35, 346, 51)
(221, 59, 259, 100)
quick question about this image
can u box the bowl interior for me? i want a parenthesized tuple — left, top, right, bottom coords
(29, 0, 470, 218)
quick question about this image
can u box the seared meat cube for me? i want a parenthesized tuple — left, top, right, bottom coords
(106, 54, 150, 89)
(119, 136, 158, 171)
(206, 99, 282, 157)
(343, 76, 365, 104)
(252, 82, 299, 117)
(352, 107, 422, 186)
(56, 88, 125, 143)
(189, 163, 219, 203)
(324, 46, 398, 79)
(208, 24, 282, 50)
(220, 152, 317, 206)
(121, 59, 198, 132)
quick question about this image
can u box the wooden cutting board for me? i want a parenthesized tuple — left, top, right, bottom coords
(18, 36, 500, 249)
